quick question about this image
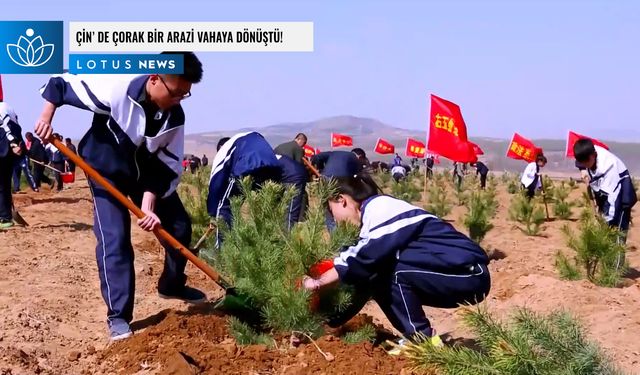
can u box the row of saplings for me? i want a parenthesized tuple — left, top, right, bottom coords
(176, 167, 629, 375)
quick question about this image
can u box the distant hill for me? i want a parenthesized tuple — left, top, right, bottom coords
(185, 115, 640, 174)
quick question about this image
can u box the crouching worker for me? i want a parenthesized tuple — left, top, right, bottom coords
(208, 132, 307, 247)
(302, 163, 491, 351)
(520, 154, 547, 199)
(573, 139, 637, 267)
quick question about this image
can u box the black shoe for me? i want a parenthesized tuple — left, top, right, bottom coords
(158, 286, 207, 304)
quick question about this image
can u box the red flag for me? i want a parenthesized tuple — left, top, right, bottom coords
(566, 131, 609, 158)
(331, 133, 353, 147)
(0, 75, 3, 102)
(507, 133, 542, 162)
(427, 94, 477, 163)
(374, 138, 395, 154)
(406, 138, 426, 158)
(426, 151, 441, 164)
(469, 142, 484, 155)
(303, 144, 316, 157)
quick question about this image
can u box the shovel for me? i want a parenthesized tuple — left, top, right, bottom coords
(539, 174, 551, 221)
(11, 203, 29, 226)
(51, 138, 253, 313)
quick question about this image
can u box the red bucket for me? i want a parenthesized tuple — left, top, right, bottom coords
(61, 172, 75, 183)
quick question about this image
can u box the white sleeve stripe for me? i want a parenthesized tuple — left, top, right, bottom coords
(334, 214, 432, 267)
(369, 214, 432, 240)
(66, 77, 110, 115)
(211, 146, 236, 179)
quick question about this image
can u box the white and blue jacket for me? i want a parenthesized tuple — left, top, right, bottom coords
(0, 102, 20, 158)
(40, 74, 185, 197)
(334, 195, 488, 285)
(207, 132, 281, 218)
(587, 146, 637, 222)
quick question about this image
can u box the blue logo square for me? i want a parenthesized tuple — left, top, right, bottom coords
(0, 21, 63, 74)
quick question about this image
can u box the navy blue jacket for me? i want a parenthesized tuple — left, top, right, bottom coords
(334, 195, 488, 285)
(207, 132, 281, 217)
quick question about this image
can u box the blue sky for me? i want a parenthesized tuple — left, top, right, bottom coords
(2, 0, 639, 141)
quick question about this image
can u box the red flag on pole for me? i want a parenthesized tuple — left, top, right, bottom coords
(469, 142, 484, 155)
(374, 138, 395, 154)
(566, 131, 609, 158)
(506, 133, 542, 162)
(303, 144, 316, 157)
(427, 94, 477, 163)
(331, 133, 353, 147)
(0, 75, 3, 102)
(406, 138, 426, 158)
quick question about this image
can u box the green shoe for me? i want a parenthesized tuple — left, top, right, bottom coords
(0, 220, 14, 229)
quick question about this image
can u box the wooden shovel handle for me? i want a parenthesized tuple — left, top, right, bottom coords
(303, 157, 321, 178)
(51, 138, 226, 285)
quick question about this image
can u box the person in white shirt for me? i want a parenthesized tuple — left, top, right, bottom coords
(573, 139, 637, 244)
(520, 154, 547, 199)
(391, 163, 406, 183)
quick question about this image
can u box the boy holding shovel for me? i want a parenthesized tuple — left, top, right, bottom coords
(34, 52, 206, 341)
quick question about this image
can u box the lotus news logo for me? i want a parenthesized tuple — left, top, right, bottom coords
(0, 21, 63, 74)
(7, 28, 55, 67)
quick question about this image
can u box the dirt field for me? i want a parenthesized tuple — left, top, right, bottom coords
(1, 173, 639, 374)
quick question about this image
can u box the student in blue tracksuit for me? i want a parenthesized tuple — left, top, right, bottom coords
(302, 160, 490, 349)
(34, 52, 206, 341)
(573, 139, 637, 267)
(310, 151, 364, 232)
(208, 132, 308, 247)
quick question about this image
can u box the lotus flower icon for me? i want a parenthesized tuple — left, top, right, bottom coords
(6, 28, 55, 67)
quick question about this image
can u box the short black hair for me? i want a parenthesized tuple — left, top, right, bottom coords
(536, 154, 547, 164)
(573, 138, 596, 163)
(351, 147, 366, 158)
(330, 173, 382, 204)
(65, 138, 72, 143)
(217, 137, 231, 151)
(295, 133, 307, 141)
(161, 51, 203, 83)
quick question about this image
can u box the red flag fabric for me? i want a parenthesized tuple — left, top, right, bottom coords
(469, 142, 484, 155)
(331, 133, 353, 147)
(506, 133, 542, 162)
(427, 94, 477, 163)
(374, 138, 395, 154)
(566, 131, 609, 158)
(470, 143, 483, 155)
(315, 147, 321, 154)
(0, 75, 3, 102)
(406, 138, 426, 158)
(303, 144, 316, 157)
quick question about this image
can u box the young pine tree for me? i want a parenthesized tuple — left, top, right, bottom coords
(462, 191, 494, 243)
(425, 179, 453, 219)
(391, 176, 422, 202)
(553, 181, 574, 220)
(508, 193, 546, 236)
(401, 305, 625, 375)
(212, 178, 359, 340)
(556, 211, 627, 287)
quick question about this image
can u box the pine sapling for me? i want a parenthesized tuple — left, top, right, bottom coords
(553, 181, 574, 220)
(401, 305, 625, 375)
(558, 213, 627, 287)
(425, 180, 453, 219)
(507, 177, 520, 194)
(391, 176, 422, 203)
(213, 177, 360, 340)
(508, 193, 546, 236)
(462, 191, 494, 243)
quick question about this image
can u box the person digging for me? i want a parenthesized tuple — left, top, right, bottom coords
(34, 52, 207, 341)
